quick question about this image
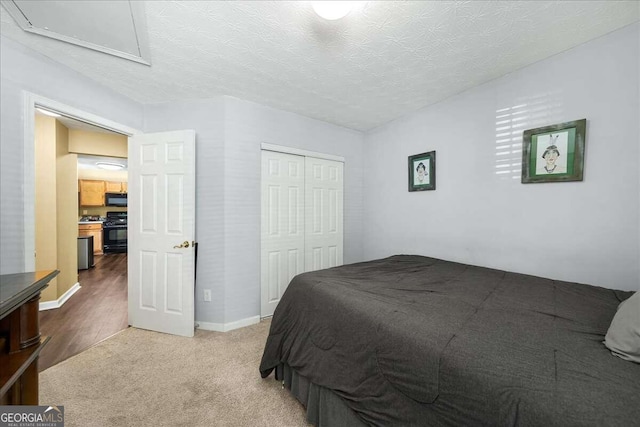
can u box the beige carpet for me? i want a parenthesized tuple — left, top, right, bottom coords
(39, 320, 309, 427)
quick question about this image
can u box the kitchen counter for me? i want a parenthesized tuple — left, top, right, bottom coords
(78, 220, 104, 224)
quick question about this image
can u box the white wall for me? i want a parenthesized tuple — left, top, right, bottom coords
(363, 23, 640, 291)
(0, 35, 143, 274)
(144, 98, 227, 324)
(223, 96, 364, 324)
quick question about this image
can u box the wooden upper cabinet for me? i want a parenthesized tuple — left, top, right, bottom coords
(105, 181, 123, 193)
(105, 181, 127, 193)
(79, 180, 105, 206)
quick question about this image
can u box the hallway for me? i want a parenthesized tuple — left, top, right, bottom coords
(39, 253, 128, 371)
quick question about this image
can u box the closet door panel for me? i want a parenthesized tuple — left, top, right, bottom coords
(261, 151, 305, 317)
(305, 157, 344, 272)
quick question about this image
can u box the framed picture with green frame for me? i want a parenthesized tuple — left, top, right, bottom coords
(521, 119, 586, 184)
(408, 151, 436, 191)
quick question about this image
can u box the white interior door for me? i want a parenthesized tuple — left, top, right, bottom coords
(128, 130, 196, 337)
(305, 157, 344, 272)
(261, 151, 305, 317)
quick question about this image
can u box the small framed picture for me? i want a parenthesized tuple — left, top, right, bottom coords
(521, 119, 586, 183)
(408, 151, 436, 191)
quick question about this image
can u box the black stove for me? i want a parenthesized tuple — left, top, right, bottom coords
(103, 211, 127, 253)
(104, 211, 127, 227)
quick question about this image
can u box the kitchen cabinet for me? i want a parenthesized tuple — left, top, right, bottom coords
(103, 181, 128, 194)
(79, 180, 105, 206)
(78, 223, 103, 255)
(105, 181, 123, 193)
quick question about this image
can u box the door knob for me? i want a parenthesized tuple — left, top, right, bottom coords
(173, 241, 190, 249)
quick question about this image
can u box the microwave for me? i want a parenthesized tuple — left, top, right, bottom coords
(105, 192, 127, 207)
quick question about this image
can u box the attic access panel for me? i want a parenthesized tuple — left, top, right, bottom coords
(1, 0, 150, 65)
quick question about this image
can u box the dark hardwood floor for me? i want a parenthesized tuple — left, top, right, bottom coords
(39, 253, 129, 372)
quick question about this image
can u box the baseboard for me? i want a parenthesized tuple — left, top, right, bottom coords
(196, 315, 260, 332)
(39, 282, 81, 311)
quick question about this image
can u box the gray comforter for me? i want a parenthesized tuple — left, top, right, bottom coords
(259, 255, 640, 426)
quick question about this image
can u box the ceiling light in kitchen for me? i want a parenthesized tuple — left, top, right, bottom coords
(96, 162, 125, 171)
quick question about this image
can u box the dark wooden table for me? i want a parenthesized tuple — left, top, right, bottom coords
(1, 270, 59, 405)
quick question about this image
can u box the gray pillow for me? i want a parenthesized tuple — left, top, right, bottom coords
(604, 292, 640, 363)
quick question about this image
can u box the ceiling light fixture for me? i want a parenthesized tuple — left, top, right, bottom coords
(96, 162, 125, 171)
(36, 107, 61, 117)
(312, 1, 354, 20)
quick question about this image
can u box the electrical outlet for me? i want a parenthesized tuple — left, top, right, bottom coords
(83, 210, 88, 214)
(203, 289, 212, 302)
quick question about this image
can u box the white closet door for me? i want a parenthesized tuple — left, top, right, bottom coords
(261, 151, 305, 317)
(304, 157, 344, 272)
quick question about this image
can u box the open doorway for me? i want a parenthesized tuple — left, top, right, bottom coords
(25, 93, 198, 347)
(26, 96, 137, 371)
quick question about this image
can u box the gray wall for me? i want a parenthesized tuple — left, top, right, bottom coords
(362, 23, 640, 291)
(0, 35, 143, 274)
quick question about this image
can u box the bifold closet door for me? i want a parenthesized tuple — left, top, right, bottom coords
(261, 151, 305, 317)
(304, 157, 344, 272)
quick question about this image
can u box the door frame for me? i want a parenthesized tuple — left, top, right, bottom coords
(261, 143, 345, 163)
(22, 92, 140, 271)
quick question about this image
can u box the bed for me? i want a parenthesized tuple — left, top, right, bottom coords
(259, 255, 640, 426)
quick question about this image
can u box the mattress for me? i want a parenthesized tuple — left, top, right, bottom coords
(260, 255, 639, 426)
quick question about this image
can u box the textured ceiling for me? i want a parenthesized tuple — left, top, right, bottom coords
(2, 1, 639, 131)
